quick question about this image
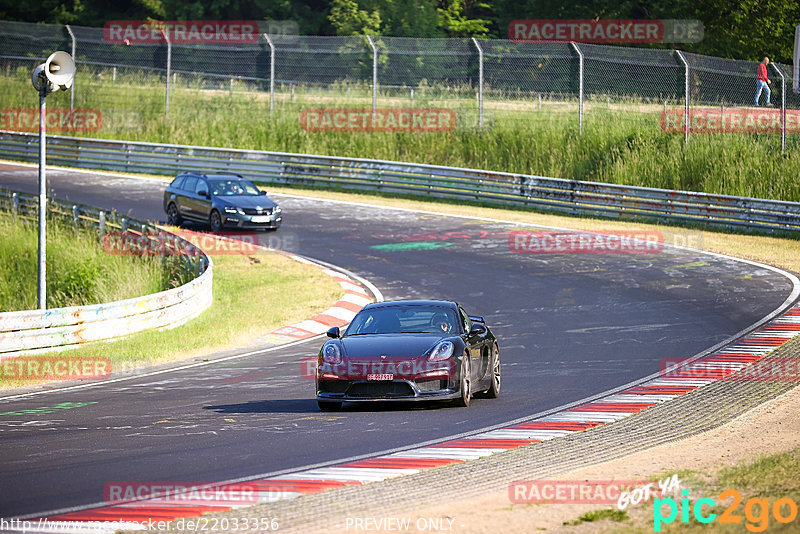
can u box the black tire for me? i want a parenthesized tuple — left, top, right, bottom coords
(317, 400, 342, 412)
(483, 343, 501, 399)
(452, 356, 471, 407)
(166, 203, 182, 226)
(209, 209, 223, 233)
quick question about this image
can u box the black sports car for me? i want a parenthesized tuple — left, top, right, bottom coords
(163, 172, 282, 232)
(316, 300, 500, 411)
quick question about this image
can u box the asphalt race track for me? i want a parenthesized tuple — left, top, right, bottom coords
(0, 162, 795, 519)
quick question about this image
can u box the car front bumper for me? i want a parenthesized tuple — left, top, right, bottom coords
(223, 212, 282, 229)
(316, 378, 461, 402)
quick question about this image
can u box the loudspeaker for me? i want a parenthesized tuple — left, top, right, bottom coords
(31, 51, 75, 94)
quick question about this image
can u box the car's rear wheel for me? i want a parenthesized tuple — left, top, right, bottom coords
(209, 209, 223, 233)
(452, 356, 471, 407)
(167, 203, 182, 226)
(317, 400, 342, 411)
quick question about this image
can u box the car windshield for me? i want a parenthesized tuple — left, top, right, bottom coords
(209, 179, 261, 196)
(345, 306, 459, 336)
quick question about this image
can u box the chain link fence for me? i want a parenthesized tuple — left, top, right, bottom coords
(1, 20, 798, 148)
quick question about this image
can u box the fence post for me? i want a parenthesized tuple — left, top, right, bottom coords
(770, 62, 786, 152)
(12, 192, 18, 218)
(162, 29, 172, 117)
(471, 37, 484, 130)
(264, 33, 275, 116)
(65, 24, 76, 112)
(570, 42, 584, 135)
(366, 36, 378, 113)
(676, 50, 690, 144)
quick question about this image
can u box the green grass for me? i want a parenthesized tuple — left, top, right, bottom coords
(0, 240, 344, 389)
(3, 65, 800, 202)
(564, 508, 628, 526)
(0, 214, 170, 311)
(602, 448, 800, 533)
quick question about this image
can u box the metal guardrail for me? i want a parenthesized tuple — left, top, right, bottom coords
(1, 131, 800, 233)
(0, 187, 213, 356)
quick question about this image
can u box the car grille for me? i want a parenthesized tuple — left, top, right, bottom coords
(318, 380, 350, 394)
(416, 379, 447, 391)
(242, 207, 272, 215)
(347, 381, 414, 398)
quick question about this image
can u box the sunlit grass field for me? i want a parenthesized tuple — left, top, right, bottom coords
(3, 65, 799, 202)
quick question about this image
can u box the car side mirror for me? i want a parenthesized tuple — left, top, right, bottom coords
(260, 190, 267, 195)
(198, 190, 209, 198)
(326, 327, 340, 338)
(469, 323, 486, 335)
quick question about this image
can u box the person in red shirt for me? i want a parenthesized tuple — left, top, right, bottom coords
(755, 56, 772, 106)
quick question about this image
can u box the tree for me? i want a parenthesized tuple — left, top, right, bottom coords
(437, 0, 491, 37)
(329, 0, 381, 35)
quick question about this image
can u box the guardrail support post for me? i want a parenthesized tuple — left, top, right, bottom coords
(771, 62, 786, 152)
(471, 37, 484, 130)
(121, 218, 128, 232)
(676, 50, 690, 144)
(366, 36, 378, 113)
(72, 205, 79, 228)
(570, 42, 584, 135)
(66, 25, 76, 112)
(162, 29, 172, 117)
(98, 210, 106, 238)
(12, 192, 18, 217)
(264, 33, 275, 116)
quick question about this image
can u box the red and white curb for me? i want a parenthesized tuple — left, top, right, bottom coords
(23, 305, 800, 533)
(257, 256, 374, 344)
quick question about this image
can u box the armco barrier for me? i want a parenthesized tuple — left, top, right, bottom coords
(0, 188, 213, 356)
(2, 131, 800, 233)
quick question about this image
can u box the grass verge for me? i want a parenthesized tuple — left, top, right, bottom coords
(0, 235, 343, 390)
(2, 67, 800, 201)
(583, 447, 800, 533)
(0, 214, 170, 310)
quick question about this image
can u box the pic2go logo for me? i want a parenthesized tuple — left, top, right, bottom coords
(654, 489, 799, 532)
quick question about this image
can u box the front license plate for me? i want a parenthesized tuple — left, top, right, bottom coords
(250, 215, 272, 223)
(367, 374, 393, 381)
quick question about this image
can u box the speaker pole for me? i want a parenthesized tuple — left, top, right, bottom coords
(37, 84, 47, 309)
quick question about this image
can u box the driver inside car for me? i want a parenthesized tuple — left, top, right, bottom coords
(430, 312, 454, 334)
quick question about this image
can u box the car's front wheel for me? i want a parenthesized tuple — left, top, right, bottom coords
(483, 343, 501, 398)
(209, 209, 223, 232)
(453, 356, 471, 407)
(166, 203, 182, 226)
(317, 400, 342, 411)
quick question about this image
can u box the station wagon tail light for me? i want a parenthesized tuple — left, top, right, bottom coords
(322, 343, 342, 364)
(428, 341, 454, 362)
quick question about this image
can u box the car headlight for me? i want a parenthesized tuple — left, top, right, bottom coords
(322, 343, 342, 364)
(223, 206, 244, 215)
(428, 340, 454, 362)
